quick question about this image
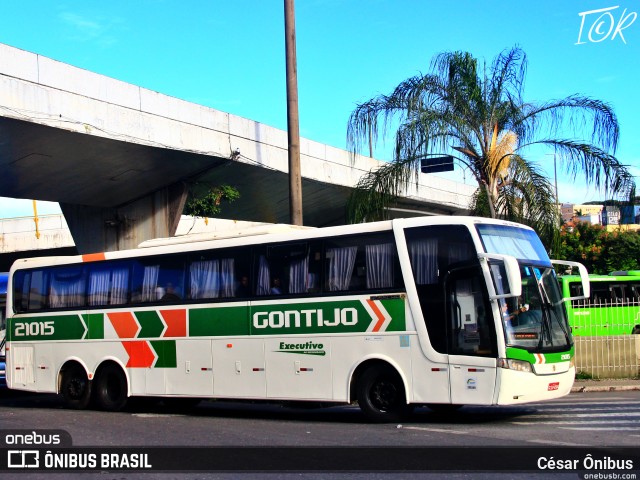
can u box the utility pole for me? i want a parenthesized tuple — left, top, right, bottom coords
(284, 0, 303, 225)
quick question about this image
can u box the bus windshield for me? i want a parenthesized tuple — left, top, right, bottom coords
(500, 265, 571, 351)
(476, 224, 550, 264)
(476, 225, 571, 351)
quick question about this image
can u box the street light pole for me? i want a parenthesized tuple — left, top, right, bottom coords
(284, 0, 303, 226)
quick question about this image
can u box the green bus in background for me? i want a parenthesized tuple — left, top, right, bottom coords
(559, 271, 640, 336)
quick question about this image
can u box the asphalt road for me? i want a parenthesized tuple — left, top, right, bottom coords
(1, 389, 639, 479)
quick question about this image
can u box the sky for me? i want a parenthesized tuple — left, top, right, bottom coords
(1, 0, 639, 218)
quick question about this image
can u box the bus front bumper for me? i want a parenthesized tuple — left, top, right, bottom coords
(496, 366, 575, 404)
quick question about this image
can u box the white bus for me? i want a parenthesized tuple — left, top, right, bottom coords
(4, 217, 588, 422)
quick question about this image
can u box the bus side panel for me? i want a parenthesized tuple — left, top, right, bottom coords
(409, 342, 450, 404)
(34, 343, 55, 392)
(265, 337, 332, 400)
(8, 344, 35, 389)
(212, 338, 265, 398)
(165, 339, 213, 396)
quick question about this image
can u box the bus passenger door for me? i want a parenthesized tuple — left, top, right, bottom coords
(445, 267, 497, 405)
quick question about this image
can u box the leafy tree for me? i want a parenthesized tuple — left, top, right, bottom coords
(346, 47, 635, 248)
(556, 221, 640, 274)
(557, 221, 608, 273)
(184, 185, 240, 218)
(603, 229, 640, 273)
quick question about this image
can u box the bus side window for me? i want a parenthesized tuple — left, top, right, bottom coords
(49, 266, 87, 309)
(254, 242, 317, 296)
(87, 262, 130, 307)
(569, 283, 583, 297)
(590, 284, 608, 306)
(447, 270, 496, 357)
(188, 256, 237, 300)
(610, 284, 625, 303)
(130, 255, 185, 304)
(364, 243, 398, 289)
(324, 233, 400, 293)
(325, 245, 358, 292)
(569, 282, 585, 308)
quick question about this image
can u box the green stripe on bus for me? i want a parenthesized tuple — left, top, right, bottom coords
(189, 306, 250, 337)
(135, 311, 165, 338)
(506, 346, 575, 363)
(150, 340, 177, 368)
(83, 313, 105, 340)
(10, 315, 86, 341)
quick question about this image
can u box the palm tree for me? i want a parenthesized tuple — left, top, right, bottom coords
(346, 47, 635, 247)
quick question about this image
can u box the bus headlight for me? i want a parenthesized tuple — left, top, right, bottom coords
(498, 358, 533, 373)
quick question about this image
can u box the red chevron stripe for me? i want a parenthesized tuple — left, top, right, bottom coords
(107, 312, 139, 338)
(122, 341, 155, 368)
(160, 309, 187, 337)
(366, 299, 386, 332)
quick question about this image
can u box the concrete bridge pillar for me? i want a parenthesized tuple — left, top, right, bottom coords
(60, 182, 188, 254)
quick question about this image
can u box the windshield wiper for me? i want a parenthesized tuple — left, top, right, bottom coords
(536, 269, 570, 347)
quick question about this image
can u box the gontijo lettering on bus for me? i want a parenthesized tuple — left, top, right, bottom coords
(250, 298, 406, 334)
(252, 298, 404, 333)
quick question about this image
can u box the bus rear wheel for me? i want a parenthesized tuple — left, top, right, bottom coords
(357, 365, 413, 423)
(60, 364, 91, 410)
(93, 363, 128, 411)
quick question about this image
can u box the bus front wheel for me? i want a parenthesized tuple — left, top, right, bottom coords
(93, 363, 128, 411)
(356, 365, 413, 423)
(60, 364, 91, 410)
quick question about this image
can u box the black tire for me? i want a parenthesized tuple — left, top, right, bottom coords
(93, 363, 128, 411)
(60, 364, 91, 410)
(632, 325, 640, 334)
(357, 365, 413, 423)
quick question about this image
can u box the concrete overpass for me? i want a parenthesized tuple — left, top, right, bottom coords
(0, 42, 475, 254)
(0, 214, 272, 272)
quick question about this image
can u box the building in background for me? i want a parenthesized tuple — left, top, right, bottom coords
(561, 203, 603, 223)
(561, 203, 640, 232)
